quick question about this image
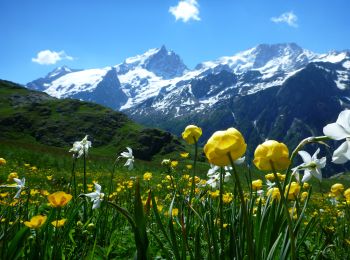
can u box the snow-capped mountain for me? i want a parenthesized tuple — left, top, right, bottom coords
(26, 43, 350, 151)
(27, 66, 80, 91)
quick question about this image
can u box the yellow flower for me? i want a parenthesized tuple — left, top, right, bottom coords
(0, 192, 9, 198)
(267, 188, 281, 200)
(30, 189, 40, 196)
(253, 140, 290, 171)
(0, 158, 6, 165)
(344, 188, 350, 202)
(285, 182, 301, 200)
(30, 166, 38, 171)
(171, 161, 178, 168)
(182, 125, 202, 144)
(210, 190, 220, 199)
(24, 163, 30, 167)
(265, 173, 275, 181)
(47, 175, 53, 181)
(222, 192, 233, 204)
(331, 183, 344, 196)
(252, 179, 263, 191)
(24, 215, 47, 229)
(143, 172, 152, 181)
(51, 219, 67, 228)
(186, 164, 193, 170)
(172, 208, 179, 217)
(7, 172, 18, 182)
(47, 191, 72, 207)
(303, 182, 310, 190)
(301, 191, 308, 201)
(204, 128, 247, 166)
(289, 208, 298, 220)
(182, 174, 190, 180)
(180, 152, 189, 158)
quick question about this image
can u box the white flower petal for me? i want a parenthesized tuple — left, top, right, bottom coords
(13, 178, 22, 185)
(92, 199, 101, 209)
(298, 151, 312, 163)
(301, 169, 312, 183)
(317, 157, 327, 168)
(14, 189, 22, 199)
(336, 110, 350, 133)
(311, 148, 320, 160)
(332, 141, 350, 164)
(85, 191, 99, 199)
(94, 183, 101, 193)
(312, 168, 322, 182)
(234, 156, 245, 165)
(208, 165, 219, 177)
(126, 147, 133, 156)
(323, 123, 350, 140)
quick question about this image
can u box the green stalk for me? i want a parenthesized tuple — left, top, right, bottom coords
(83, 150, 87, 222)
(228, 154, 254, 259)
(270, 161, 296, 260)
(71, 157, 77, 199)
(219, 168, 224, 258)
(189, 138, 198, 203)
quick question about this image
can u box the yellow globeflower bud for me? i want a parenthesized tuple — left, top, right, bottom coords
(7, 172, 19, 182)
(344, 188, 350, 200)
(331, 183, 344, 196)
(24, 215, 47, 229)
(267, 188, 281, 200)
(0, 158, 6, 165)
(253, 140, 290, 171)
(182, 125, 202, 144)
(47, 191, 72, 208)
(252, 179, 263, 191)
(285, 182, 301, 200)
(265, 173, 275, 181)
(204, 128, 247, 167)
(51, 219, 67, 228)
(143, 172, 152, 181)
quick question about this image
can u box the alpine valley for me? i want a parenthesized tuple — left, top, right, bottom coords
(26, 43, 350, 159)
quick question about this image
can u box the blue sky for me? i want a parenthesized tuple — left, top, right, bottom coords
(1, 0, 349, 84)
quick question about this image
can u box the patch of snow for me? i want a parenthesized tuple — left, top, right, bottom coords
(314, 52, 347, 63)
(44, 68, 110, 98)
(343, 61, 350, 69)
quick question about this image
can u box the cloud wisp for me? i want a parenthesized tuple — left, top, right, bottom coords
(169, 0, 200, 23)
(271, 11, 298, 27)
(32, 50, 73, 65)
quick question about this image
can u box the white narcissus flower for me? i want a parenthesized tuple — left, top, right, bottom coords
(13, 178, 26, 199)
(118, 147, 134, 170)
(323, 110, 350, 164)
(69, 135, 92, 158)
(84, 183, 104, 210)
(292, 149, 326, 183)
(206, 165, 232, 188)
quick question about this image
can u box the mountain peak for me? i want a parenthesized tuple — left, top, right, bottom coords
(47, 65, 73, 78)
(118, 46, 188, 79)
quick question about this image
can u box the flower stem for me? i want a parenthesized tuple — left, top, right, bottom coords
(270, 161, 296, 260)
(228, 153, 254, 259)
(83, 150, 87, 222)
(71, 158, 77, 199)
(219, 168, 224, 257)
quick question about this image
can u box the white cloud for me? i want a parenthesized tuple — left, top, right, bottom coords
(32, 50, 73, 65)
(169, 0, 200, 23)
(271, 11, 298, 27)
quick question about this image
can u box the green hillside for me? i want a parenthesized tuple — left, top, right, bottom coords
(0, 80, 184, 161)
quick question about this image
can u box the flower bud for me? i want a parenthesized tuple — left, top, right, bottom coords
(253, 140, 290, 171)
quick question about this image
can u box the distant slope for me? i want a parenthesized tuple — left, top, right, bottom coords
(0, 80, 183, 160)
